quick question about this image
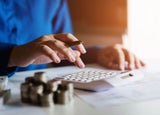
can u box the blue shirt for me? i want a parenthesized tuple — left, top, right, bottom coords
(0, 0, 73, 77)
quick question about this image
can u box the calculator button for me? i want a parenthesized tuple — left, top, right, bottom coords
(63, 70, 121, 83)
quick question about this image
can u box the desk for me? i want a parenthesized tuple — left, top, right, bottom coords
(1, 61, 160, 115)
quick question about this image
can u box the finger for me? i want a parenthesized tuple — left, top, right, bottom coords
(133, 55, 142, 69)
(33, 55, 53, 64)
(122, 48, 135, 70)
(140, 60, 146, 67)
(56, 52, 66, 60)
(72, 50, 85, 68)
(110, 64, 121, 70)
(114, 47, 125, 70)
(57, 50, 81, 61)
(39, 45, 61, 63)
(41, 40, 76, 63)
(74, 56, 85, 68)
(54, 33, 86, 54)
(103, 58, 119, 70)
(106, 62, 113, 69)
(134, 55, 146, 68)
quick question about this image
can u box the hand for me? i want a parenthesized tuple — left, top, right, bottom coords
(9, 33, 86, 68)
(97, 44, 145, 70)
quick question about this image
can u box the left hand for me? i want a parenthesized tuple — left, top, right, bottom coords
(9, 33, 86, 68)
(97, 44, 145, 70)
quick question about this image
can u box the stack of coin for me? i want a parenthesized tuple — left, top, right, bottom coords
(54, 83, 74, 104)
(0, 89, 11, 108)
(54, 90, 70, 104)
(21, 83, 31, 103)
(47, 80, 61, 92)
(29, 85, 44, 105)
(34, 72, 47, 83)
(40, 92, 54, 107)
(0, 76, 8, 91)
(20, 71, 74, 107)
(66, 83, 74, 101)
(25, 77, 36, 84)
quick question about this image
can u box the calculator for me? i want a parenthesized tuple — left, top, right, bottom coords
(57, 70, 144, 92)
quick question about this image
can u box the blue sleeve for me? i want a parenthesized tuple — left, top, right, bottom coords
(52, 0, 73, 33)
(0, 42, 17, 77)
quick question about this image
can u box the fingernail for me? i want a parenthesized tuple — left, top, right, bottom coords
(79, 62, 85, 68)
(55, 58, 61, 63)
(54, 58, 61, 63)
(136, 64, 141, 69)
(69, 53, 75, 62)
(81, 48, 87, 54)
(120, 64, 125, 70)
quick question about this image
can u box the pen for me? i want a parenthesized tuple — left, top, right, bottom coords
(66, 40, 82, 47)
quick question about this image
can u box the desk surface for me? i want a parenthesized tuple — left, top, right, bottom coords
(1, 61, 160, 115)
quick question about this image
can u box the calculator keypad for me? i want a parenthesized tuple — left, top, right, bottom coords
(63, 70, 119, 83)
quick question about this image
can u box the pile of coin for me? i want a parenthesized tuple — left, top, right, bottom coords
(0, 76, 8, 91)
(0, 76, 10, 109)
(0, 89, 11, 109)
(21, 72, 74, 107)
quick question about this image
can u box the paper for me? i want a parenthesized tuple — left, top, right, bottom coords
(143, 58, 160, 73)
(75, 72, 160, 108)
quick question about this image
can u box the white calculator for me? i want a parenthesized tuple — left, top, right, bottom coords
(57, 70, 144, 92)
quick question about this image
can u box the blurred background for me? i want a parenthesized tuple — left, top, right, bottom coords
(68, 0, 160, 59)
(127, 0, 160, 59)
(68, 0, 127, 47)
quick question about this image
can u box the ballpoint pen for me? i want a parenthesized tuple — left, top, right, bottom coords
(66, 40, 82, 47)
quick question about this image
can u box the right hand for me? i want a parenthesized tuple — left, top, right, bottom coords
(8, 33, 86, 68)
(97, 44, 145, 70)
